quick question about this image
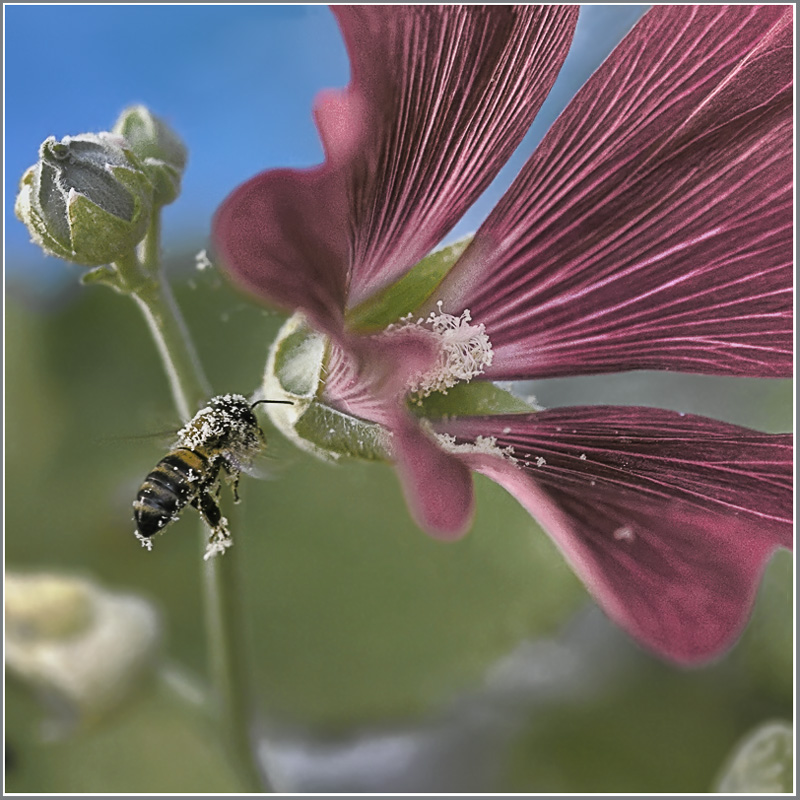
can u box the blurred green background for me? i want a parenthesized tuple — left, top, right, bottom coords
(5, 250, 793, 793)
(6, 3, 793, 792)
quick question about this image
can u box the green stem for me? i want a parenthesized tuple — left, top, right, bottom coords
(131, 277, 210, 420)
(119, 221, 270, 792)
(203, 531, 270, 791)
(140, 207, 162, 277)
(127, 216, 210, 418)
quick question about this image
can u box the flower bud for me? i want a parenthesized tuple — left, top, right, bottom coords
(112, 105, 187, 206)
(5, 571, 160, 734)
(15, 133, 155, 267)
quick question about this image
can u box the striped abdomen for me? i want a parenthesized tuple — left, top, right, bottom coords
(133, 448, 216, 539)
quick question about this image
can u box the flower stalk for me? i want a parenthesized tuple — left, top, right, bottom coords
(129, 221, 210, 419)
(118, 216, 269, 792)
(16, 108, 271, 791)
(202, 538, 269, 792)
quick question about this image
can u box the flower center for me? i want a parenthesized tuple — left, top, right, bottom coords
(388, 301, 494, 399)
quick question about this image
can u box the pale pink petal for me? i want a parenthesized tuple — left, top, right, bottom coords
(392, 413, 475, 540)
(442, 407, 792, 662)
(440, 5, 792, 380)
(321, 332, 474, 538)
(214, 6, 579, 324)
(213, 167, 350, 338)
(322, 329, 440, 426)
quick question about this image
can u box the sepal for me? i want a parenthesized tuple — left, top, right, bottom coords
(262, 313, 391, 463)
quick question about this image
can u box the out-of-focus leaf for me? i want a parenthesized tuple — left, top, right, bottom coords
(243, 460, 585, 723)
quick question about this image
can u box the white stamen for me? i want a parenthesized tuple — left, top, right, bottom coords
(390, 302, 493, 398)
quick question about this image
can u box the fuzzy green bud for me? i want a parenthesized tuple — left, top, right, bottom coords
(15, 132, 154, 267)
(112, 105, 187, 206)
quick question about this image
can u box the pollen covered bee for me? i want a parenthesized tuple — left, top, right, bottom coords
(133, 394, 290, 557)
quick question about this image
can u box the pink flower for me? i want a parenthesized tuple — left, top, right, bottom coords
(213, 6, 793, 663)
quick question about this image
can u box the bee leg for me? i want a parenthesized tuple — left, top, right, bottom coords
(222, 466, 242, 504)
(191, 491, 231, 550)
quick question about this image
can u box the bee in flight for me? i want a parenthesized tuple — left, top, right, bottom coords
(133, 394, 291, 557)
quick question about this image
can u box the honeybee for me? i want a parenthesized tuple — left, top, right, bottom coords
(133, 394, 290, 557)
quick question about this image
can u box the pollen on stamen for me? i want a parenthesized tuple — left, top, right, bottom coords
(390, 301, 493, 398)
(436, 432, 516, 463)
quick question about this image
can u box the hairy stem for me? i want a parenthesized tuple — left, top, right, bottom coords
(131, 277, 210, 420)
(123, 219, 270, 792)
(130, 216, 211, 418)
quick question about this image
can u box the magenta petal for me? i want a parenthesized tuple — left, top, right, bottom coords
(441, 6, 792, 380)
(392, 413, 475, 540)
(215, 7, 578, 319)
(213, 6, 578, 329)
(331, 6, 579, 306)
(213, 166, 349, 338)
(441, 407, 792, 662)
(442, 406, 793, 533)
(469, 456, 783, 663)
(313, 329, 474, 539)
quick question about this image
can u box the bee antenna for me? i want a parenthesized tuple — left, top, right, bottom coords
(251, 399, 294, 408)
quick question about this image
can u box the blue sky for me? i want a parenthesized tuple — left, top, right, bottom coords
(5, 5, 647, 295)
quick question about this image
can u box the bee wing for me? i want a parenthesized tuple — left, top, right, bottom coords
(222, 448, 292, 481)
(240, 459, 282, 481)
(97, 428, 179, 449)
